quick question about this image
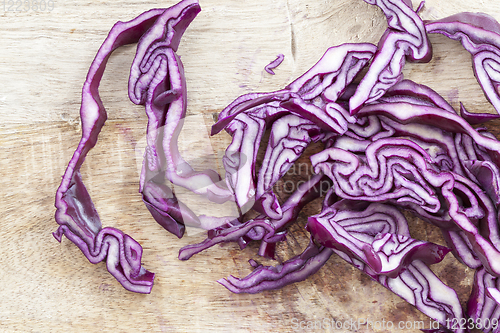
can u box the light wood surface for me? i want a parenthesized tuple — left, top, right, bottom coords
(2, 0, 500, 332)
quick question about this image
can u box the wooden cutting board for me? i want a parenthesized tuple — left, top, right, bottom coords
(2, 0, 500, 332)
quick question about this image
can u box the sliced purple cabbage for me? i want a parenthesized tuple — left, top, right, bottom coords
(253, 114, 320, 219)
(264, 54, 284, 75)
(217, 238, 333, 294)
(142, 179, 199, 238)
(312, 199, 464, 332)
(307, 199, 450, 277)
(218, 197, 464, 332)
(355, 102, 500, 162)
(382, 261, 465, 333)
(372, 233, 450, 276)
(350, 0, 432, 113)
(426, 12, 500, 121)
(54, 2, 500, 329)
(212, 43, 375, 134)
(54, 7, 174, 293)
(313, 101, 500, 277)
(467, 267, 500, 333)
(489, 288, 500, 306)
(210, 43, 374, 217)
(178, 174, 330, 260)
(221, 103, 289, 215)
(54, 0, 206, 293)
(377, 79, 456, 114)
(441, 230, 482, 269)
(128, 1, 234, 205)
(286, 43, 377, 102)
(210, 4, 500, 331)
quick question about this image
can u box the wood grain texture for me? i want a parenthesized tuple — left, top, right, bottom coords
(1, 0, 500, 332)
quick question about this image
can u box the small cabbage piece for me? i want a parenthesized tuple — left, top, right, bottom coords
(217, 237, 333, 294)
(426, 12, 500, 122)
(128, 1, 234, 205)
(285, 43, 377, 102)
(221, 97, 289, 215)
(441, 230, 482, 269)
(307, 199, 449, 277)
(378, 261, 464, 333)
(350, 0, 432, 113)
(467, 267, 500, 333)
(489, 288, 500, 306)
(253, 114, 321, 219)
(54, 0, 203, 293)
(264, 54, 284, 75)
(142, 178, 198, 238)
(376, 79, 456, 113)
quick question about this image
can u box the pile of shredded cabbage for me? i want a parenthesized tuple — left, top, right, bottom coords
(54, 0, 500, 331)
